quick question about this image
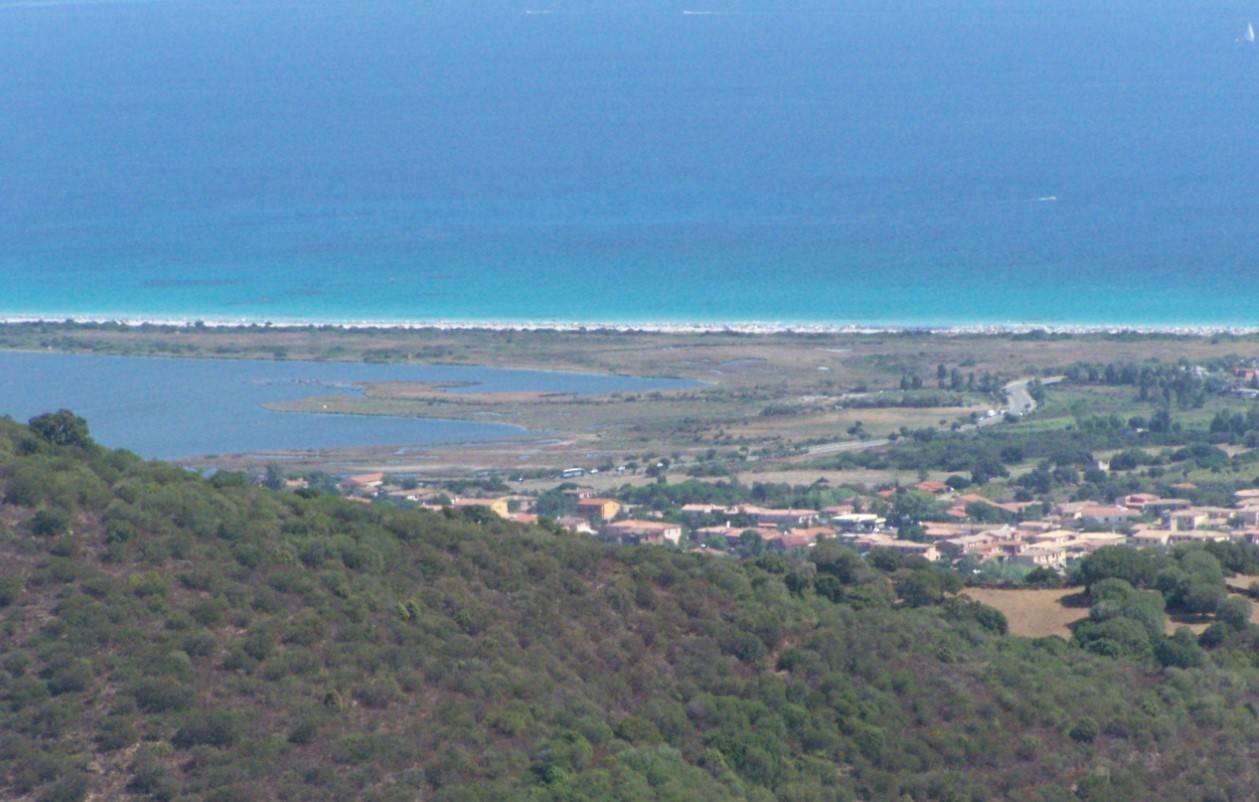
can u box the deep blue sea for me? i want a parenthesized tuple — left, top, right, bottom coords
(0, 351, 693, 457)
(3, 0, 1259, 328)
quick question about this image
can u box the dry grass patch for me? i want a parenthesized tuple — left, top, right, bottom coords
(964, 587, 1089, 639)
(967, 585, 1258, 638)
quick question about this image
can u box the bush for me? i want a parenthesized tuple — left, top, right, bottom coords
(1216, 596, 1252, 630)
(96, 715, 137, 751)
(130, 678, 193, 713)
(1181, 581, 1226, 615)
(28, 411, 93, 449)
(1156, 629, 1205, 668)
(287, 717, 320, 745)
(0, 577, 23, 607)
(36, 771, 91, 802)
(128, 747, 178, 800)
(46, 659, 93, 695)
(173, 710, 244, 749)
(1069, 717, 1100, 743)
(30, 509, 70, 537)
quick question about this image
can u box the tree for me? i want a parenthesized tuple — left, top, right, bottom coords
(1216, 596, 1252, 630)
(30, 508, 70, 537)
(1156, 628, 1205, 668)
(262, 464, 286, 491)
(736, 530, 764, 557)
(894, 568, 961, 607)
(1069, 717, 1099, 743)
(1075, 617, 1154, 660)
(888, 489, 939, 532)
(966, 501, 1014, 524)
(809, 542, 867, 584)
(1181, 581, 1226, 615)
(1077, 546, 1159, 590)
(1149, 408, 1174, 434)
(28, 410, 93, 449)
(1024, 567, 1061, 587)
(1109, 449, 1148, 471)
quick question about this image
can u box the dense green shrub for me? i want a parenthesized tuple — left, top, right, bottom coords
(2, 415, 1259, 800)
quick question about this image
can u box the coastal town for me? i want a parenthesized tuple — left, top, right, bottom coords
(14, 331, 1259, 802)
(13, 1, 1259, 795)
(257, 353, 1259, 583)
(323, 469, 1259, 579)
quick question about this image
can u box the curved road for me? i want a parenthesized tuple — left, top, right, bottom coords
(804, 376, 1061, 457)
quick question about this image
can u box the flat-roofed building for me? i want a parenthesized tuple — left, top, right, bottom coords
(740, 505, 820, 527)
(1078, 505, 1141, 527)
(833, 513, 884, 533)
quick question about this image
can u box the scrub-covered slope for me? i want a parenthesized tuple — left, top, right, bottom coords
(0, 413, 1256, 802)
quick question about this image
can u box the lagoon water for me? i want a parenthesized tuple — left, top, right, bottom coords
(3, 0, 1259, 328)
(0, 351, 691, 458)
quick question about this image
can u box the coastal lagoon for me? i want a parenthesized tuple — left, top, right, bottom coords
(4, 0, 1259, 329)
(0, 352, 692, 458)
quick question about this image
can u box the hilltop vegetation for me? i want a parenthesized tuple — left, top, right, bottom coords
(6, 415, 1259, 800)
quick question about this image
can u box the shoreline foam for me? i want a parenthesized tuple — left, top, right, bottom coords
(1, 313, 1257, 338)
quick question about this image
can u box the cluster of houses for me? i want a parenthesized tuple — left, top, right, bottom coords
(580, 481, 1259, 569)
(337, 472, 543, 522)
(844, 485, 1259, 571)
(332, 472, 1259, 572)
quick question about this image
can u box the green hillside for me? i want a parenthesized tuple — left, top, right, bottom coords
(1, 413, 1259, 802)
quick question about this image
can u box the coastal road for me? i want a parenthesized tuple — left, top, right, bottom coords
(803, 375, 1061, 457)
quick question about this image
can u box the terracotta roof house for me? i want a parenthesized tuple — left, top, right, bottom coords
(1131, 528, 1173, 548)
(739, 506, 820, 526)
(576, 497, 621, 522)
(764, 527, 832, 551)
(695, 524, 747, 546)
(878, 539, 940, 561)
(938, 533, 999, 560)
(1011, 546, 1068, 570)
(341, 472, 385, 489)
(1117, 493, 1160, 510)
(451, 497, 511, 518)
(603, 520, 683, 546)
(1167, 507, 1233, 532)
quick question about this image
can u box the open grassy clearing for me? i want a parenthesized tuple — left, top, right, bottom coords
(962, 587, 1090, 639)
(967, 584, 1259, 641)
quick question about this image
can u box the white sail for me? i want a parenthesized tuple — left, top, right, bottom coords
(1248, 23, 1256, 43)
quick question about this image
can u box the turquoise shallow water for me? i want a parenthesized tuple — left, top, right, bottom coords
(3, 0, 1259, 328)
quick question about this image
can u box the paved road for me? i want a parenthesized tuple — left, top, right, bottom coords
(803, 376, 1060, 457)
